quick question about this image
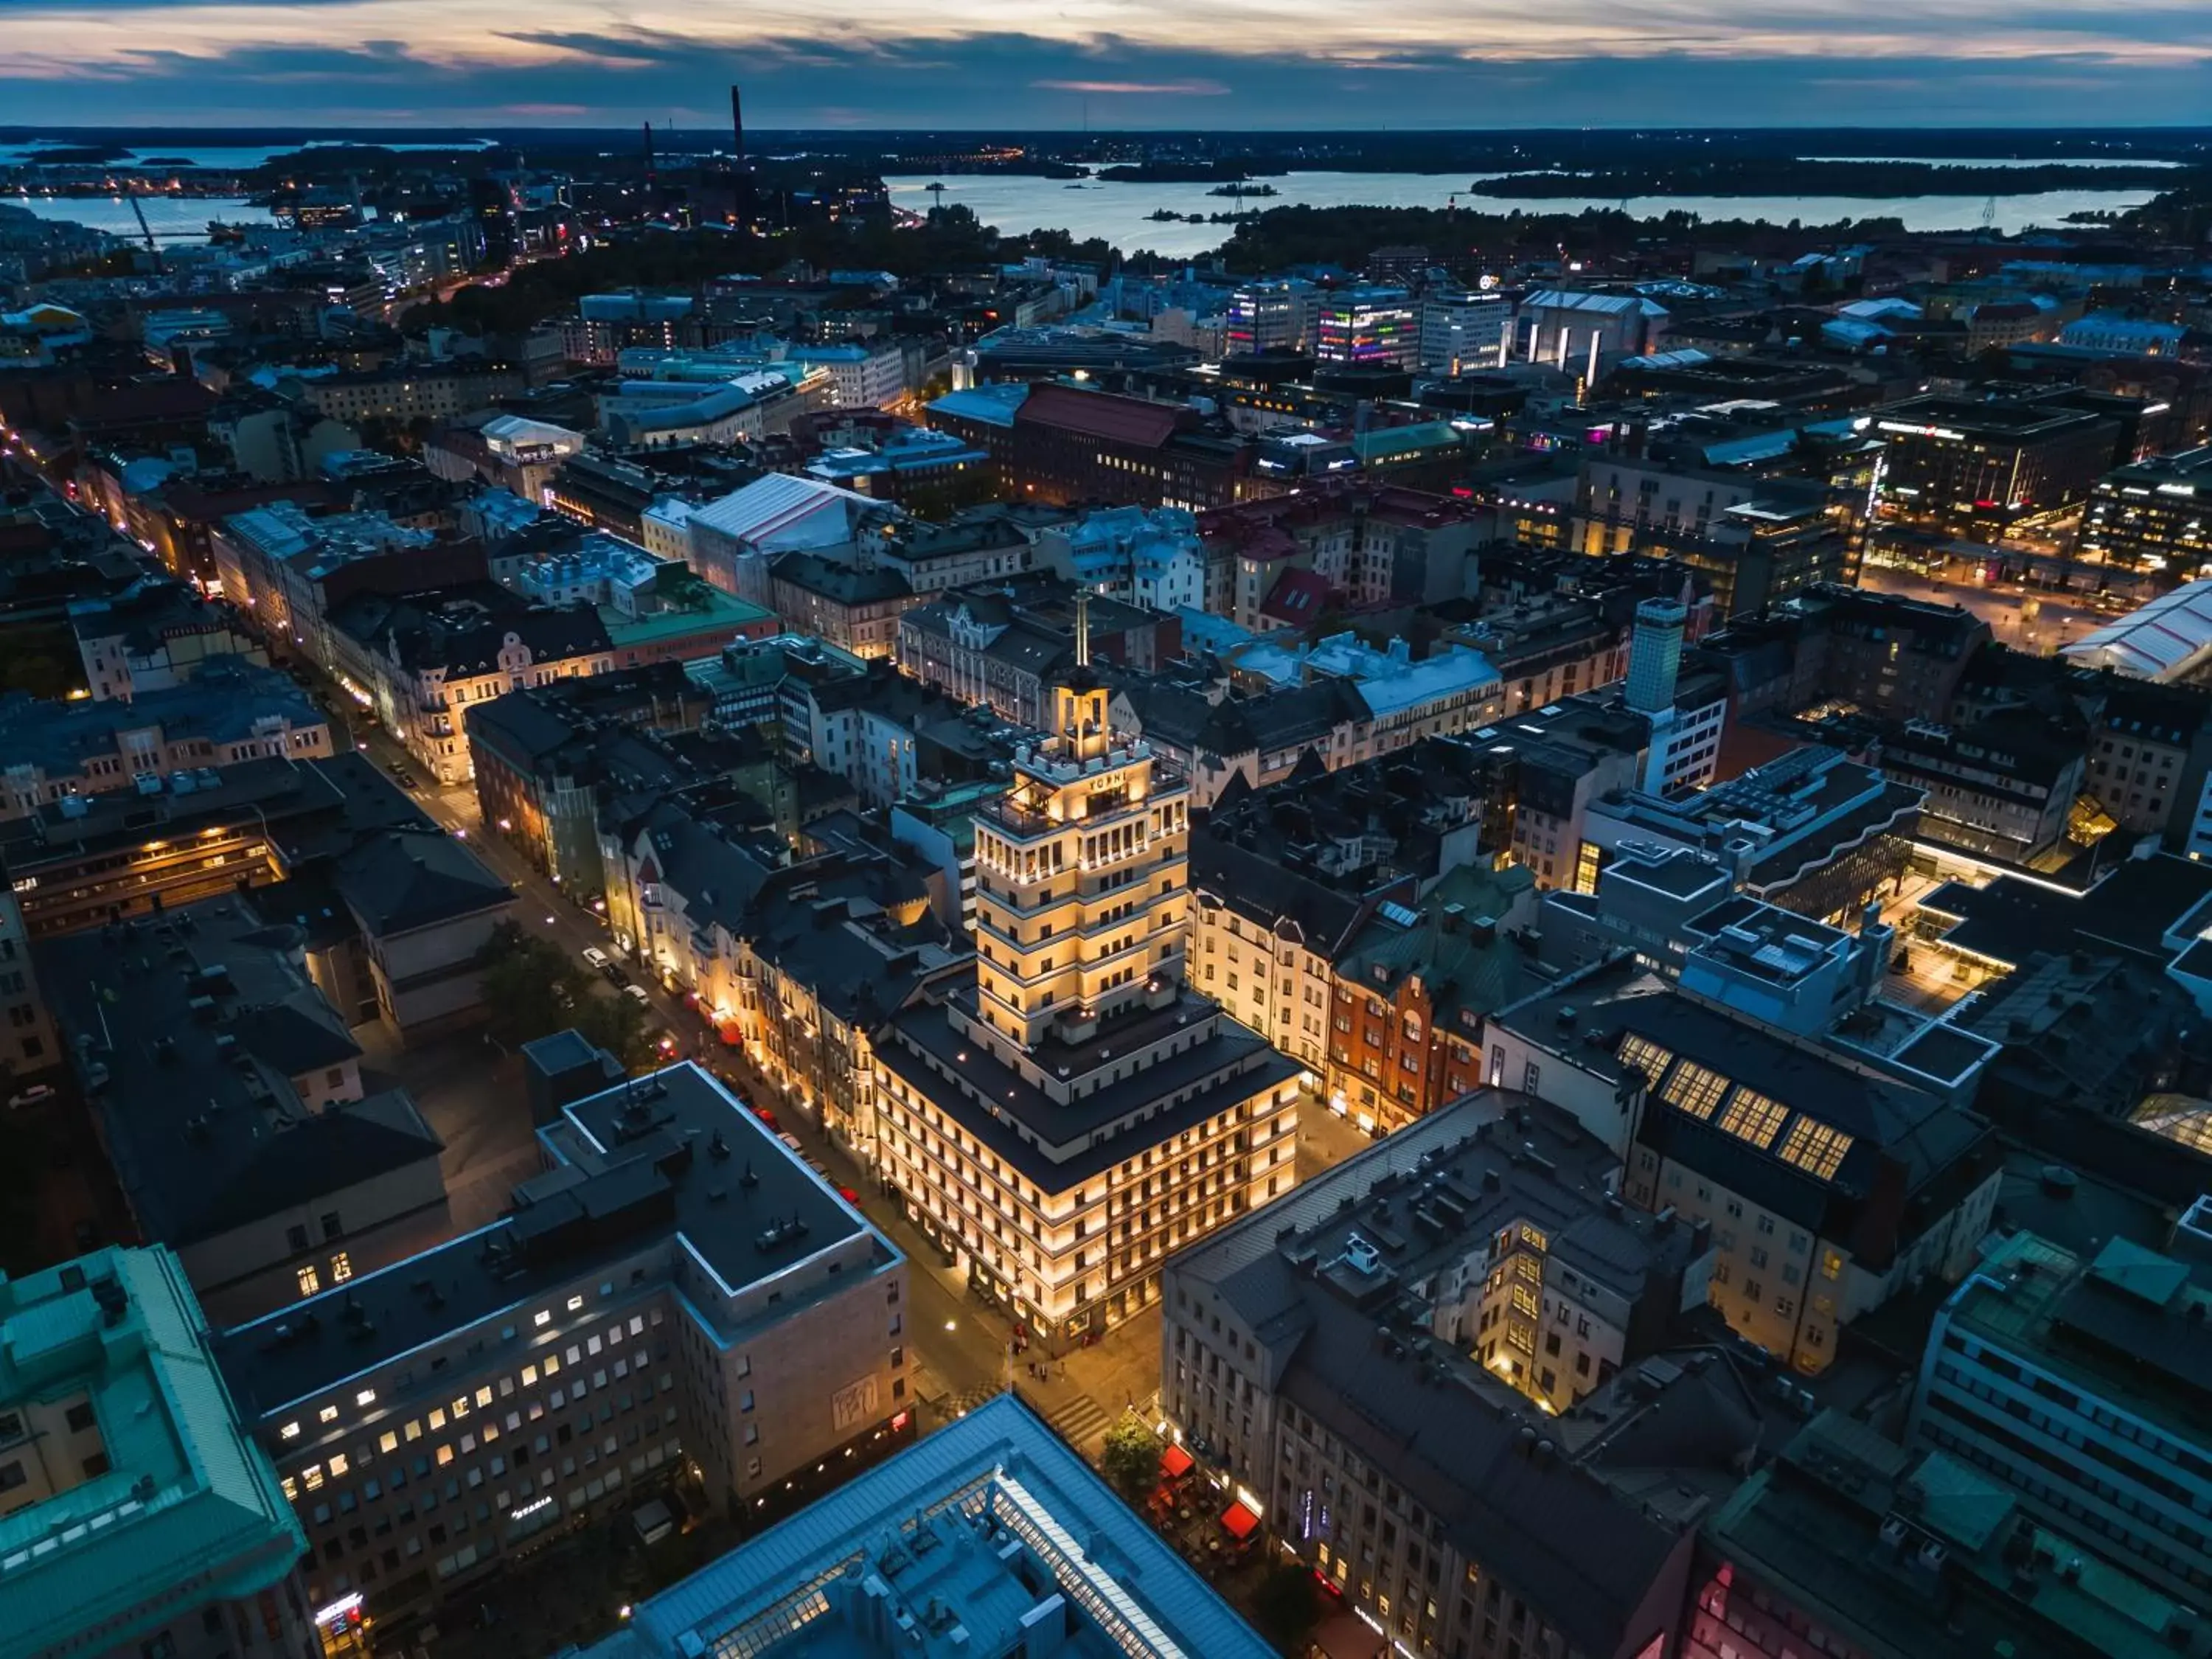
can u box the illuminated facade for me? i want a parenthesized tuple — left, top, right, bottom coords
(1312, 285, 1416, 369)
(872, 625, 1301, 1343)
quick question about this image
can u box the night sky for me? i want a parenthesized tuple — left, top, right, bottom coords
(4, 0, 2210, 127)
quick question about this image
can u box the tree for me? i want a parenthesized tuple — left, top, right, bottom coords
(477, 921, 584, 1053)
(1248, 1560, 1322, 1656)
(575, 987, 657, 1074)
(1098, 1417, 1162, 1499)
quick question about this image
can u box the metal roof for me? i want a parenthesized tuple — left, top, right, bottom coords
(2062, 579, 2212, 681)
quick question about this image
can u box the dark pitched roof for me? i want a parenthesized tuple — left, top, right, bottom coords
(1012, 382, 1190, 448)
(331, 829, 511, 936)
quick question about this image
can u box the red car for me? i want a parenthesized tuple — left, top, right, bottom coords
(752, 1105, 779, 1130)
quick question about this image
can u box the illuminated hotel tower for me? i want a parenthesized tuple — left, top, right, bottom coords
(872, 603, 1301, 1343)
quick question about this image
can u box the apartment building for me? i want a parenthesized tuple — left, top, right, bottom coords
(0, 658, 333, 821)
(212, 1059, 911, 1631)
(1487, 959, 2003, 1374)
(1165, 1096, 1752, 1659)
(38, 891, 451, 1323)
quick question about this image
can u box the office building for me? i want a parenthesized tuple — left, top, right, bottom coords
(1686, 1410, 2212, 1659)
(1166, 1094, 1755, 1659)
(0, 1247, 321, 1659)
(1581, 744, 1922, 921)
(1313, 285, 1417, 369)
(575, 1394, 1276, 1659)
(1419, 289, 1511, 375)
(1225, 279, 1317, 355)
(2079, 447, 2212, 588)
(212, 1058, 911, 1630)
(1001, 383, 1256, 512)
(872, 649, 1301, 1344)
(1486, 959, 2003, 1373)
(1908, 1227, 2212, 1607)
(1874, 392, 2123, 537)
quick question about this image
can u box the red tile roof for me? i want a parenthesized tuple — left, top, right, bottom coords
(1013, 381, 1189, 449)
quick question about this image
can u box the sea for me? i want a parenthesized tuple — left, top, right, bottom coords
(883, 169, 2166, 260)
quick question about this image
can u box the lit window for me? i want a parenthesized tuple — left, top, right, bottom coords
(566, 1295, 584, 1312)
(319, 1405, 338, 1424)
(280, 1476, 297, 1500)
(296, 1265, 321, 1296)
(1778, 1119, 1855, 1181)
(476, 1386, 493, 1408)
(330, 1252, 352, 1284)
(428, 1408, 446, 1430)
(521, 1366, 538, 1387)
(328, 1453, 349, 1477)
(437, 1445, 454, 1467)
(378, 1432, 397, 1453)
(356, 1389, 376, 1408)
(279, 1422, 301, 1441)
(534, 1311, 552, 1328)
(1717, 1089, 1790, 1150)
(451, 1397, 470, 1418)
(302, 1465, 324, 1491)
(1658, 1061, 1729, 1119)
(1615, 1034, 1674, 1086)
(404, 1419, 422, 1441)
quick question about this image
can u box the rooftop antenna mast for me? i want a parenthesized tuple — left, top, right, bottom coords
(1074, 591, 1091, 667)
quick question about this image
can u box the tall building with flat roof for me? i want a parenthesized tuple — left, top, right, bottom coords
(872, 654, 1301, 1346)
(1907, 1228, 2212, 1608)
(0, 1247, 319, 1659)
(577, 1394, 1277, 1659)
(211, 1057, 911, 1632)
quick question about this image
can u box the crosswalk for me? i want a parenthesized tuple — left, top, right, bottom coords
(939, 1383, 1004, 1420)
(1043, 1392, 1113, 1448)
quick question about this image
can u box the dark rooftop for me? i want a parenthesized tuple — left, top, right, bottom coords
(35, 892, 443, 1248)
(214, 1060, 884, 1417)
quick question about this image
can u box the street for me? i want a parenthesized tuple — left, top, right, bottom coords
(1858, 563, 2119, 654)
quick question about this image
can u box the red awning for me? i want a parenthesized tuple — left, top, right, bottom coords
(1221, 1500, 1261, 1540)
(1160, 1443, 1194, 1478)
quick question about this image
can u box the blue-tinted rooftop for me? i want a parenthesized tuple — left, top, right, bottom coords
(577, 1394, 1274, 1659)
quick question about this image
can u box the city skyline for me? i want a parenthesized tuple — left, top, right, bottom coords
(4, 0, 2212, 128)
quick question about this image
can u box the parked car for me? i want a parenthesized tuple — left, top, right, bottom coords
(623, 984, 651, 1006)
(581, 946, 611, 972)
(603, 961, 631, 987)
(777, 1133, 803, 1153)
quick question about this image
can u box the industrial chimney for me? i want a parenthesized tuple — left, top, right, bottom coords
(730, 85, 746, 171)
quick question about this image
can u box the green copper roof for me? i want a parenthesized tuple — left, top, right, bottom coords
(0, 1248, 306, 1655)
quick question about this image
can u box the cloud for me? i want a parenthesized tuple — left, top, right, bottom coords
(0, 9, 2208, 125)
(1031, 77, 1231, 95)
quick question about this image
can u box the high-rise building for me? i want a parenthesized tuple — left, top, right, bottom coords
(872, 635, 1301, 1344)
(0, 1247, 321, 1659)
(1624, 597, 1687, 715)
(1225, 279, 1315, 355)
(1313, 285, 1416, 368)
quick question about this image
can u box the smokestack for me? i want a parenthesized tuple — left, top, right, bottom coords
(730, 84, 745, 171)
(642, 120, 655, 189)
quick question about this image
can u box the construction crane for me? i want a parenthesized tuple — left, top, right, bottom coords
(125, 189, 163, 273)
